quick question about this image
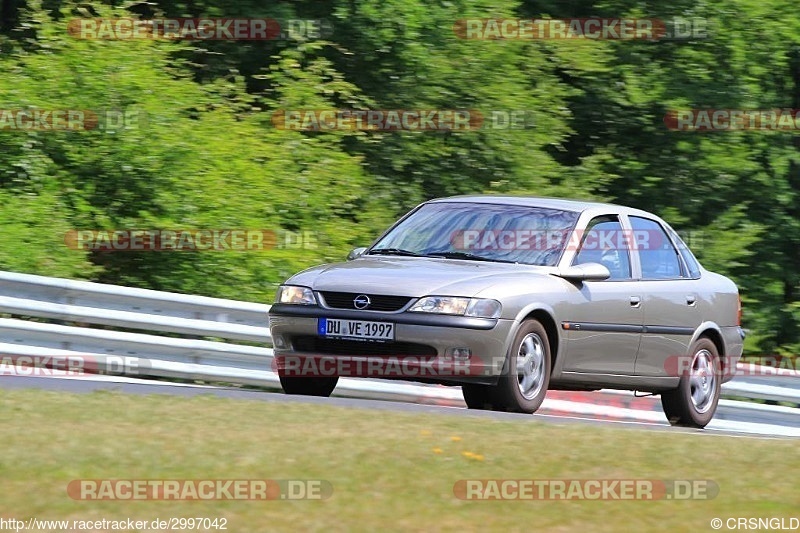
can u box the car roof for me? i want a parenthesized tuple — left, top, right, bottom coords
(428, 195, 658, 219)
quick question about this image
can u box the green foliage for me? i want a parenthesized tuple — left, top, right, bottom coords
(1, 0, 799, 354)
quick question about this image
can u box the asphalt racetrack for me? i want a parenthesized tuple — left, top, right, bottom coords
(3, 372, 798, 439)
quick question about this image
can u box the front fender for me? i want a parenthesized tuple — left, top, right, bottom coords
(500, 302, 563, 376)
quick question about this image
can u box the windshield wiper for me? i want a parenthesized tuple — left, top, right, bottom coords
(367, 248, 423, 257)
(424, 251, 517, 264)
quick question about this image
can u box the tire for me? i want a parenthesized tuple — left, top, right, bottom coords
(279, 375, 338, 397)
(462, 384, 495, 409)
(661, 338, 721, 428)
(489, 319, 552, 413)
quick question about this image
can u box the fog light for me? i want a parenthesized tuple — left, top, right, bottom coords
(449, 348, 472, 360)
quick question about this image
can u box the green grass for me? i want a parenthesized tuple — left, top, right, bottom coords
(1, 389, 798, 532)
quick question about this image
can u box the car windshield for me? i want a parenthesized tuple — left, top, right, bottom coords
(368, 201, 580, 266)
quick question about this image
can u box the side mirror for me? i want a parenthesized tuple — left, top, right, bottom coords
(347, 247, 367, 261)
(556, 262, 611, 282)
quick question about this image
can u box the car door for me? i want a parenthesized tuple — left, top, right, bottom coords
(560, 215, 643, 375)
(629, 216, 701, 376)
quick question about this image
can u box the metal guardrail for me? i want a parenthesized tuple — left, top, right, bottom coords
(0, 270, 798, 407)
(0, 271, 271, 342)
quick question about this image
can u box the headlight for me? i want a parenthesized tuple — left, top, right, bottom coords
(275, 285, 317, 305)
(408, 296, 501, 318)
(465, 298, 502, 319)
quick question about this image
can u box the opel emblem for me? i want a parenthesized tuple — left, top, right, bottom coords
(353, 294, 371, 309)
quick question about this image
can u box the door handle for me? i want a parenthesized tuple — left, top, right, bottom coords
(630, 296, 641, 308)
(686, 294, 697, 306)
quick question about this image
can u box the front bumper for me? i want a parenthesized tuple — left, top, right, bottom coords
(269, 304, 515, 385)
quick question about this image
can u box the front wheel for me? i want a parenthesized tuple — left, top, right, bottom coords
(462, 384, 495, 409)
(279, 376, 338, 397)
(489, 319, 551, 413)
(661, 338, 721, 428)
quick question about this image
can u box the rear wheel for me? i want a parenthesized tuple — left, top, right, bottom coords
(279, 376, 338, 397)
(661, 338, 721, 428)
(488, 319, 551, 413)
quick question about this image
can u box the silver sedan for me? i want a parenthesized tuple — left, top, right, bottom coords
(269, 196, 745, 428)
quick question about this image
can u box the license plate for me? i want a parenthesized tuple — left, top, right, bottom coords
(318, 318, 394, 341)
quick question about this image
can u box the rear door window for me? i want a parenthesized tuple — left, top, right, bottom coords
(629, 216, 685, 279)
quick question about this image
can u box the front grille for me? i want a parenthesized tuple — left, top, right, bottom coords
(319, 291, 412, 312)
(291, 336, 437, 358)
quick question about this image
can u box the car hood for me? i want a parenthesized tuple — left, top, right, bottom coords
(286, 256, 558, 297)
